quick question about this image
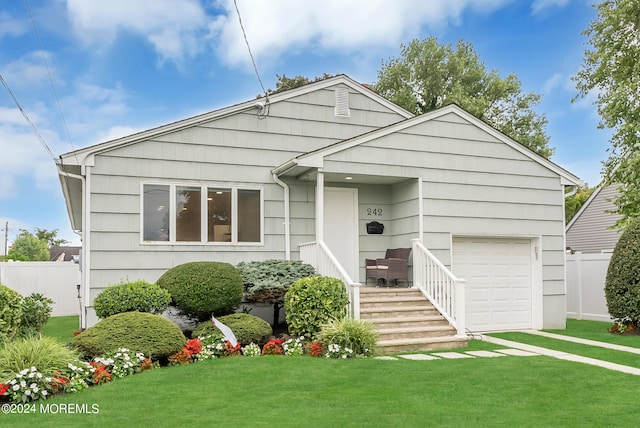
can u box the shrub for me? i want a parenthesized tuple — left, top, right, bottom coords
(0, 336, 79, 382)
(191, 313, 272, 345)
(156, 262, 243, 321)
(18, 293, 54, 337)
(317, 318, 378, 357)
(237, 259, 316, 303)
(284, 276, 349, 337)
(605, 217, 640, 325)
(0, 284, 22, 342)
(72, 312, 186, 360)
(93, 280, 172, 319)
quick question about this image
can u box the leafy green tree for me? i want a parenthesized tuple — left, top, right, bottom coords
(565, 185, 595, 224)
(7, 231, 49, 261)
(265, 73, 334, 96)
(373, 37, 553, 158)
(574, 0, 640, 228)
(33, 228, 68, 248)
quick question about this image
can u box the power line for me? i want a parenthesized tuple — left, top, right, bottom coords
(0, 74, 58, 163)
(24, 0, 77, 160)
(233, 0, 269, 109)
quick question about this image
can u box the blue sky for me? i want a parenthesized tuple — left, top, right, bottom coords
(0, 0, 610, 250)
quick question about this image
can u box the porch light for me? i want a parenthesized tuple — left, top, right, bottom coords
(345, 176, 353, 180)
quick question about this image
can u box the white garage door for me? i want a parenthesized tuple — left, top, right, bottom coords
(452, 237, 533, 332)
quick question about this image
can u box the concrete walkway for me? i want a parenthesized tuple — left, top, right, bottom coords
(519, 329, 640, 355)
(480, 333, 640, 376)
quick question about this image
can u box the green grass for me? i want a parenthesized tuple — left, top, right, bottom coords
(42, 316, 79, 344)
(545, 318, 640, 348)
(2, 354, 638, 427)
(489, 331, 640, 369)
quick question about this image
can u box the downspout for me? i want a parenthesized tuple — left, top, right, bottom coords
(56, 164, 87, 330)
(272, 172, 291, 260)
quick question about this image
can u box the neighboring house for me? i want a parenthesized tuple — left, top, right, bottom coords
(566, 184, 622, 253)
(50, 246, 81, 262)
(57, 75, 581, 332)
(565, 183, 622, 322)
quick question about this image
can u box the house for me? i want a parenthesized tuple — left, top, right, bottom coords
(50, 246, 81, 262)
(57, 75, 581, 337)
(565, 183, 621, 322)
(566, 184, 622, 253)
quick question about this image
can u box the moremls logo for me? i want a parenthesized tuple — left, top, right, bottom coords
(39, 403, 99, 414)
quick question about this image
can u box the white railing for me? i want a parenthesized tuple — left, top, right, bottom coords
(412, 238, 466, 336)
(299, 241, 361, 319)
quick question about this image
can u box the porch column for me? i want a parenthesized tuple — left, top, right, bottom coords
(316, 168, 324, 242)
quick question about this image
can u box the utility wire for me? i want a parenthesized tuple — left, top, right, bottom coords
(1, 74, 58, 163)
(233, 0, 270, 111)
(25, 0, 77, 162)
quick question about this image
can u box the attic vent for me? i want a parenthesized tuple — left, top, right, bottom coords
(334, 87, 350, 117)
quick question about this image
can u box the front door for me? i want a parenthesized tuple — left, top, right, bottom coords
(323, 187, 359, 281)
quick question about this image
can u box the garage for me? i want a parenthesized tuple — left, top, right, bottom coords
(452, 237, 533, 332)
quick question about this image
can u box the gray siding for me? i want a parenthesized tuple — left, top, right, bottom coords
(566, 184, 622, 253)
(85, 83, 407, 299)
(322, 111, 566, 312)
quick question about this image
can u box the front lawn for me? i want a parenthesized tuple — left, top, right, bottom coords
(42, 316, 79, 344)
(2, 352, 638, 427)
(545, 319, 640, 348)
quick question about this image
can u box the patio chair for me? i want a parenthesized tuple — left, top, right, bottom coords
(365, 248, 411, 286)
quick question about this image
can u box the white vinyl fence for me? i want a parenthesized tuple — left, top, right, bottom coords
(565, 253, 612, 322)
(0, 261, 81, 316)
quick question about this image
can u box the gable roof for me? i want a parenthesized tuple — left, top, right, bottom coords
(273, 103, 582, 186)
(58, 74, 413, 167)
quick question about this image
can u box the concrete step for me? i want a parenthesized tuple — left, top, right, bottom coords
(377, 336, 468, 353)
(360, 305, 440, 318)
(360, 295, 432, 308)
(365, 315, 450, 329)
(376, 325, 456, 341)
(360, 287, 423, 298)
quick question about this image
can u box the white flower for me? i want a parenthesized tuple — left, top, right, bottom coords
(30, 366, 37, 372)
(25, 390, 31, 395)
(19, 369, 28, 375)
(32, 386, 39, 393)
(36, 373, 42, 379)
(20, 380, 26, 387)
(42, 390, 48, 396)
(12, 384, 20, 391)
(9, 379, 16, 385)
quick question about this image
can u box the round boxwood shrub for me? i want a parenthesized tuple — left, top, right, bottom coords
(605, 217, 640, 326)
(72, 312, 186, 360)
(284, 276, 349, 337)
(156, 262, 243, 321)
(93, 279, 172, 319)
(191, 313, 273, 345)
(0, 284, 22, 342)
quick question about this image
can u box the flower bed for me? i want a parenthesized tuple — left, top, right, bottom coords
(1, 336, 369, 405)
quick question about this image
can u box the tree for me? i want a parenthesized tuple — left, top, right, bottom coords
(574, 0, 640, 228)
(265, 73, 334, 96)
(373, 37, 553, 158)
(565, 185, 595, 224)
(33, 228, 68, 248)
(7, 231, 49, 261)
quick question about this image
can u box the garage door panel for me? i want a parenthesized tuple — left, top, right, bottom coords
(453, 237, 533, 332)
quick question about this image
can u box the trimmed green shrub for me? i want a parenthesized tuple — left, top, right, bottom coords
(0, 284, 22, 342)
(156, 262, 243, 321)
(237, 259, 317, 303)
(191, 313, 273, 345)
(72, 312, 186, 360)
(0, 336, 79, 382)
(284, 276, 349, 337)
(93, 280, 172, 319)
(317, 318, 378, 357)
(18, 293, 54, 337)
(605, 217, 640, 325)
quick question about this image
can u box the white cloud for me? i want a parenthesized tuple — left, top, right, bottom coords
(65, 0, 208, 63)
(209, 0, 510, 67)
(0, 51, 58, 89)
(0, 11, 28, 39)
(531, 0, 570, 15)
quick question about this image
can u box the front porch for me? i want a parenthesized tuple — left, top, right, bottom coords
(300, 239, 468, 352)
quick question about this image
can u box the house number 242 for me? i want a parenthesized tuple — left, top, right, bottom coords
(367, 208, 383, 216)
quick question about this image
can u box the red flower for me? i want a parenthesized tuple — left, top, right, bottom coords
(185, 338, 202, 355)
(262, 339, 284, 355)
(0, 383, 9, 395)
(306, 341, 325, 357)
(89, 363, 111, 384)
(223, 341, 242, 357)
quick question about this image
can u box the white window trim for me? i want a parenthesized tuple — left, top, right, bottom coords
(140, 182, 264, 246)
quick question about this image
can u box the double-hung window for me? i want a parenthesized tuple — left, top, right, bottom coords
(142, 183, 262, 244)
